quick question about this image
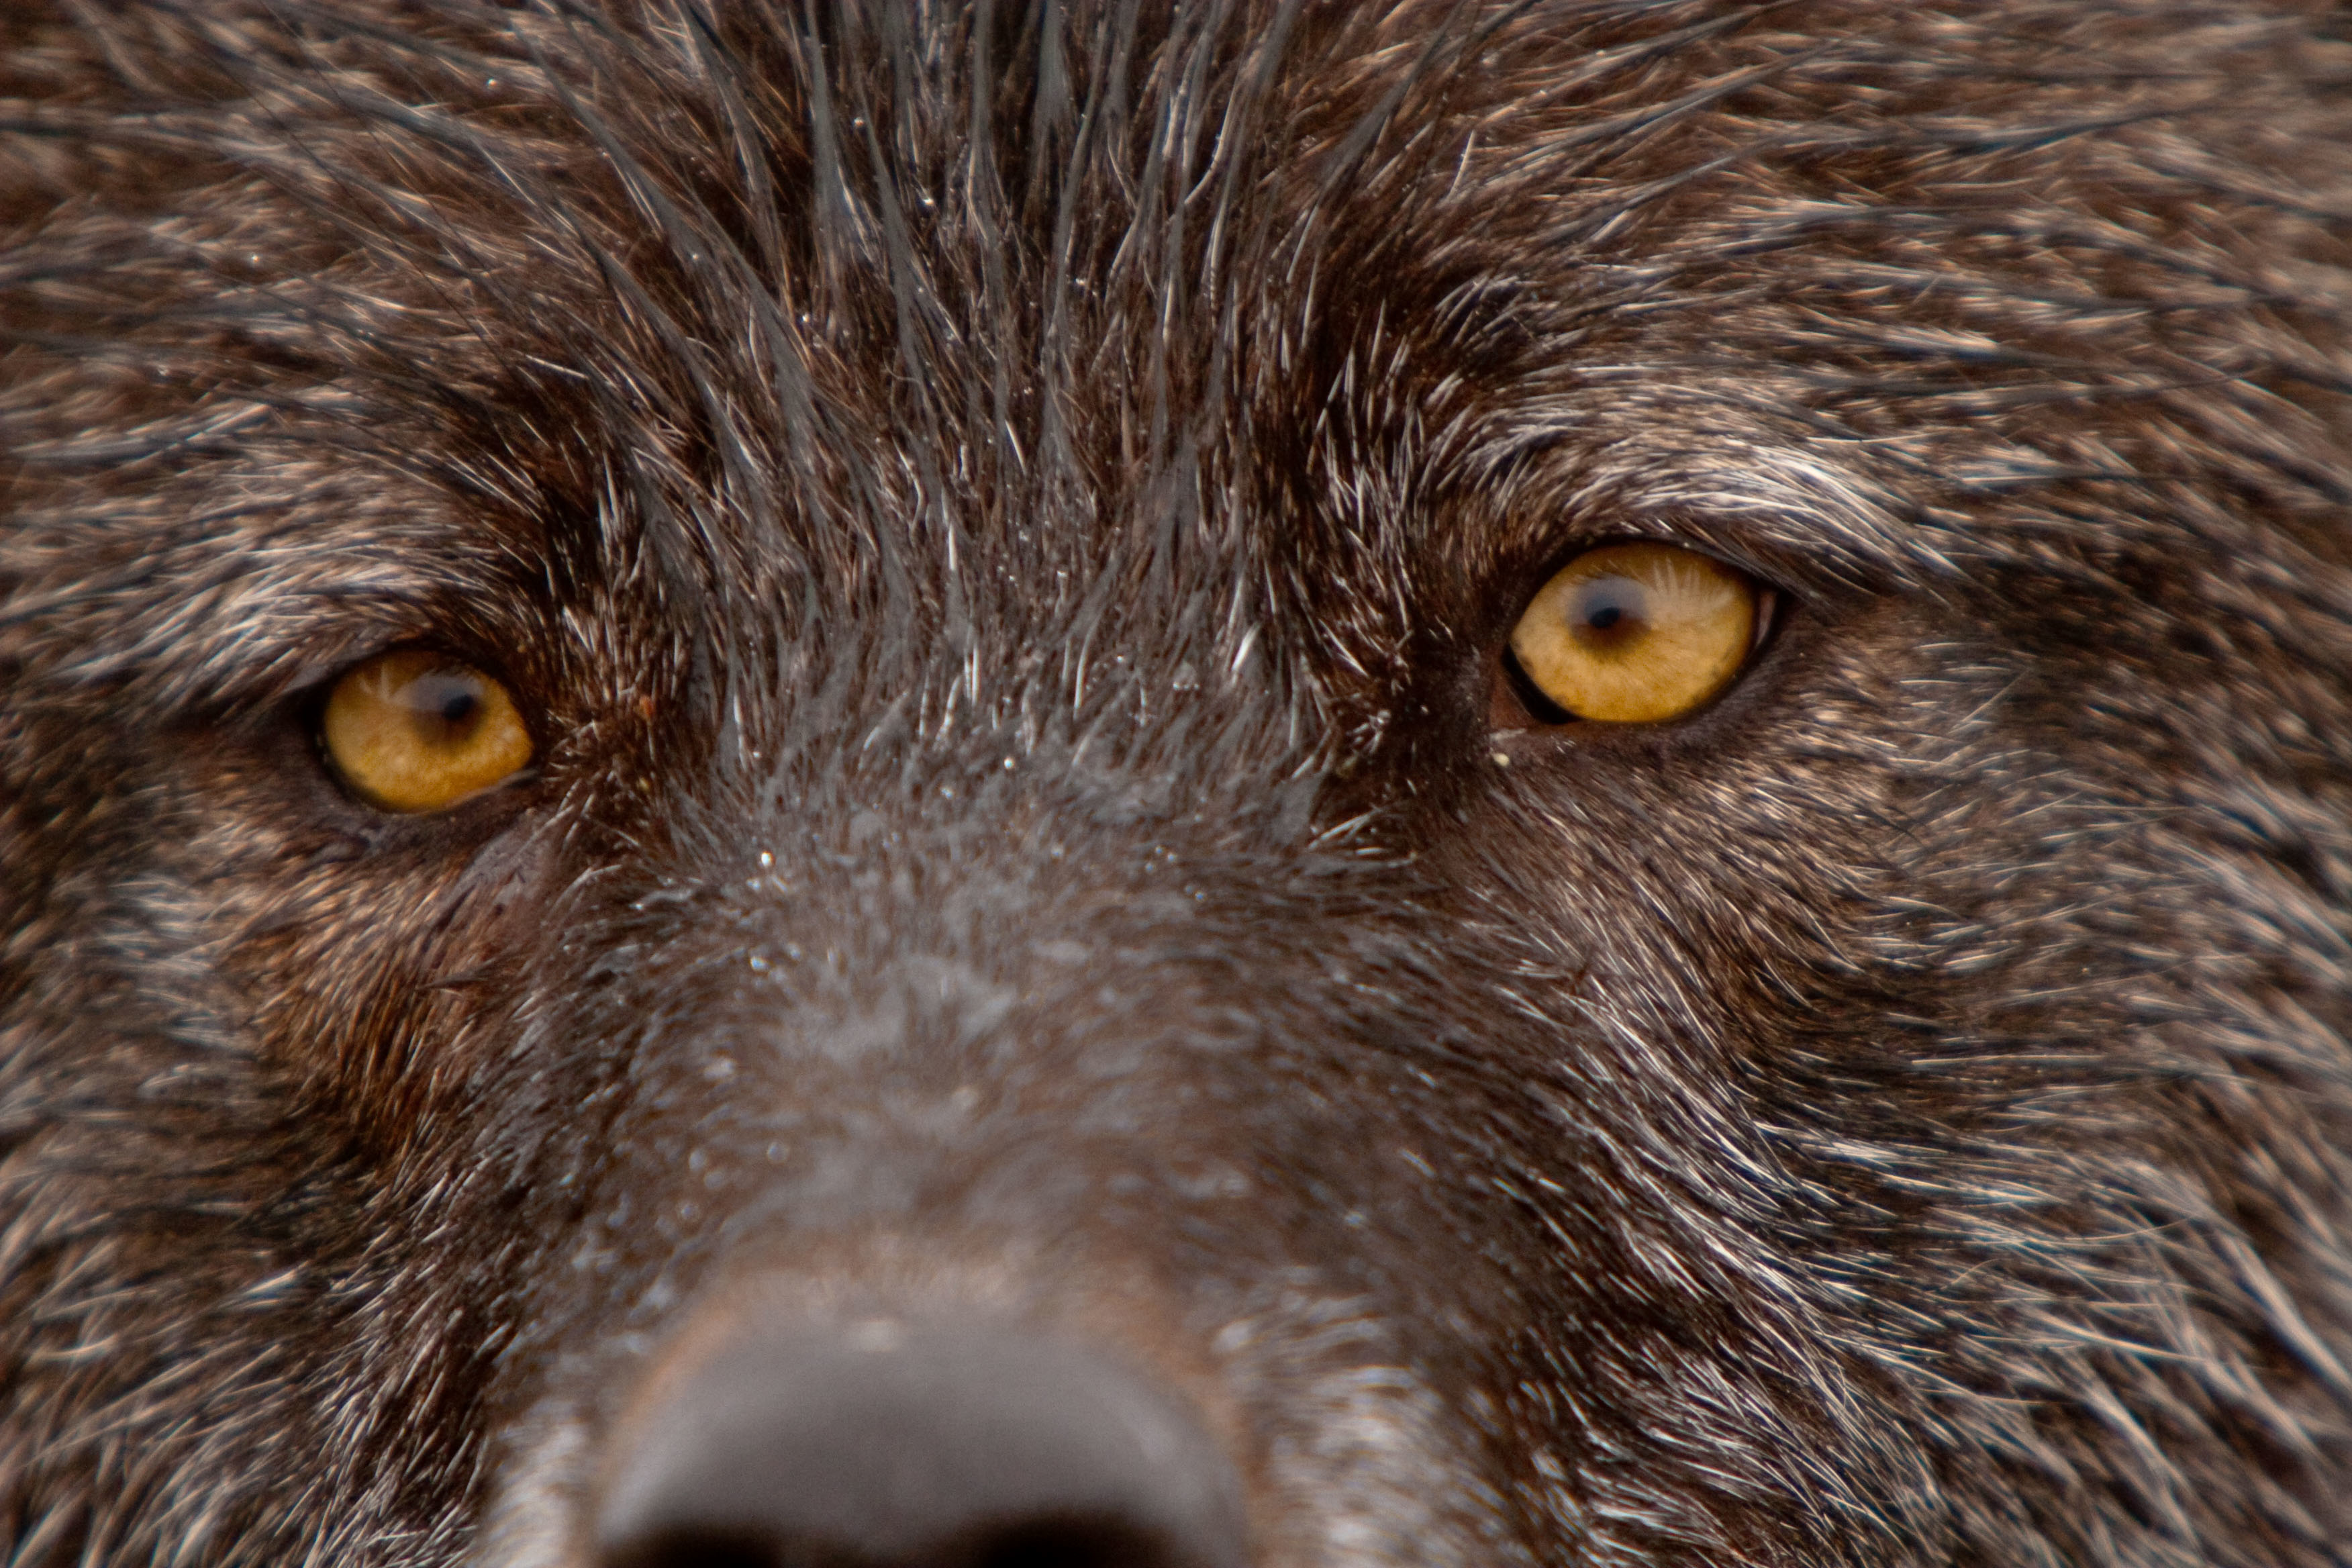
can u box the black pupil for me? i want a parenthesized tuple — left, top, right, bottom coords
(1575, 578, 1645, 637)
(406, 672, 483, 737)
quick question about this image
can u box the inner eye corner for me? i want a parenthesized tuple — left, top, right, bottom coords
(1492, 642, 1573, 730)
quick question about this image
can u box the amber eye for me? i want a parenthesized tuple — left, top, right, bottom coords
(322, 650, 534, 812)
(1506, 542, 1760, 724)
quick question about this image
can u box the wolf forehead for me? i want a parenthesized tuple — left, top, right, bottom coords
(12, 0, 2310, 728)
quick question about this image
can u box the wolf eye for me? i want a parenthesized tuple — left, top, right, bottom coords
(322, 650, 534, 812)
(1506, 542, 1759, 724)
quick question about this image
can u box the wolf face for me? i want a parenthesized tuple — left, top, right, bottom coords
(4, 4, 2351, 1565)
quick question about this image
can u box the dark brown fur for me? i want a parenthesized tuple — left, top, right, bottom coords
(5, 2, 2352, 1564)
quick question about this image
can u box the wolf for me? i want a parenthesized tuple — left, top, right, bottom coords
(4, 3, 2351, 1565)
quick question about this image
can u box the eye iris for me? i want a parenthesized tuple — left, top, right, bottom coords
(1508, 542, 1757, 724)
(323, 650, 533, 812)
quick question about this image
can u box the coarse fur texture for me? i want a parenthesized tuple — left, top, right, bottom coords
(5, 1, 2352, 1563)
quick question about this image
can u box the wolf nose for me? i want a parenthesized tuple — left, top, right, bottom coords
(593, 1322, 1249, 1568)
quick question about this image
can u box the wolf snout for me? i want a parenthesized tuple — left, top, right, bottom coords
(592, 1317, 1250, 1568)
